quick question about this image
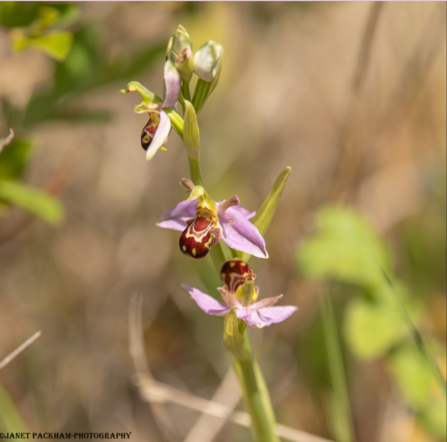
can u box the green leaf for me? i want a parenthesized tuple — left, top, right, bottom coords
(238, 167, 291, 263)
(0, 381, 29, 433)
(344, 287, 408, 360)
(0, 2, 41, 28)
(388, 344, 435, 408)
(0, 181, 64, 225)
(420, 396, 447, 439)
(0, 138, 33, 181)
(12, 30, 73, 61)
(253, 167, 291, 237)
(0, 2, 76, 29)
(297, 207, 391, 289)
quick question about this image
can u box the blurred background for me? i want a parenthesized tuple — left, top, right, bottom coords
(0, 2, 445, 442)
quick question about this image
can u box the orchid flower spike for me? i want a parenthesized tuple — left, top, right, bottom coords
(120, 60, 181, 161)
(157, 179, 268, 259)
(181, 259, 297, 328)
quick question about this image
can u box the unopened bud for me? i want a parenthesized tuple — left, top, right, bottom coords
(193, 40, 223, 82)
(172, 25, 192, 53)
(172, 25, 194, 82)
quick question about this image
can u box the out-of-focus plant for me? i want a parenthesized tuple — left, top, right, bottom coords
(121, 24, 297, 442)
(4, 2, 77, 61)
(296, 206, 446, 440)
(0, 1, 166, 227)
(0, 2, 168, 432)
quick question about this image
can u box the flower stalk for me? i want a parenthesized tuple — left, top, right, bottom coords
(121, 25, 295, 442)
(224, 312, 279, 442)
(232, 336, 280, 442)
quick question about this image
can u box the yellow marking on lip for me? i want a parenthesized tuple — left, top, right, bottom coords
(230, 261, 236, 268)
(182, 246, 187, 252)
(192, 248, 197, 256)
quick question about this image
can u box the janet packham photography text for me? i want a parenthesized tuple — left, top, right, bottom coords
(0, 433, 132, 440)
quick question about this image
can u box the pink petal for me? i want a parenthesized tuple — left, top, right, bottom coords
(162, 60, 181, 108)
(156, 198, 198, 231)
(237, 305, 297, 328)
(146, 110, 171, 161)
(219, 207, 268, 258)
(233, 206, 256, 219)
(181, 284, 230, 316)
(249, 294, 283, 310)
(216, 201, 255, 219)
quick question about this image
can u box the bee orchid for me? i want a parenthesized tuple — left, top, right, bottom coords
(157, 179, 268, 259)
(181, 259, 297, 328)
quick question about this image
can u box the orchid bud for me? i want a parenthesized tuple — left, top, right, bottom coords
(172, 25, 194, 82)
(193, 40, 223, 82)
(172, 25, 192, 53)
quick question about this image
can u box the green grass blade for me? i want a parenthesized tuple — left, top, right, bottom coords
(321, 293, 355, 442)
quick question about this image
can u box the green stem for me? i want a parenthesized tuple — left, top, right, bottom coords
(188, 158, 203, 187)
(210, 243, 228, 270)
(180, 88, 279, 442)
(232, 330, 279, 442)
(182, 81, 191, 102)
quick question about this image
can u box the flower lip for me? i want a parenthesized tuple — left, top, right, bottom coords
(179, 210, 223, 259)
(220, 258, 254, 293)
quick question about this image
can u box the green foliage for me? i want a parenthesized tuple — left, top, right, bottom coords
(296, 205, 446, 439)
(0, 181, 64, 225)
(12, 30, 73, 61)
(0, 2, 76, 29)
(388, 343, 434, 408)
(389, 344, 447, 439)
(344, 289, 408, 360)
(0, 138, 33, 181)
(420, 397, 447, 440)
(0, 4, 166, 230)
(297, 206, 391, 289)
(0, 381, 29, 432)
(0, 2, 42, 28)
(4, 3, 77, 61)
